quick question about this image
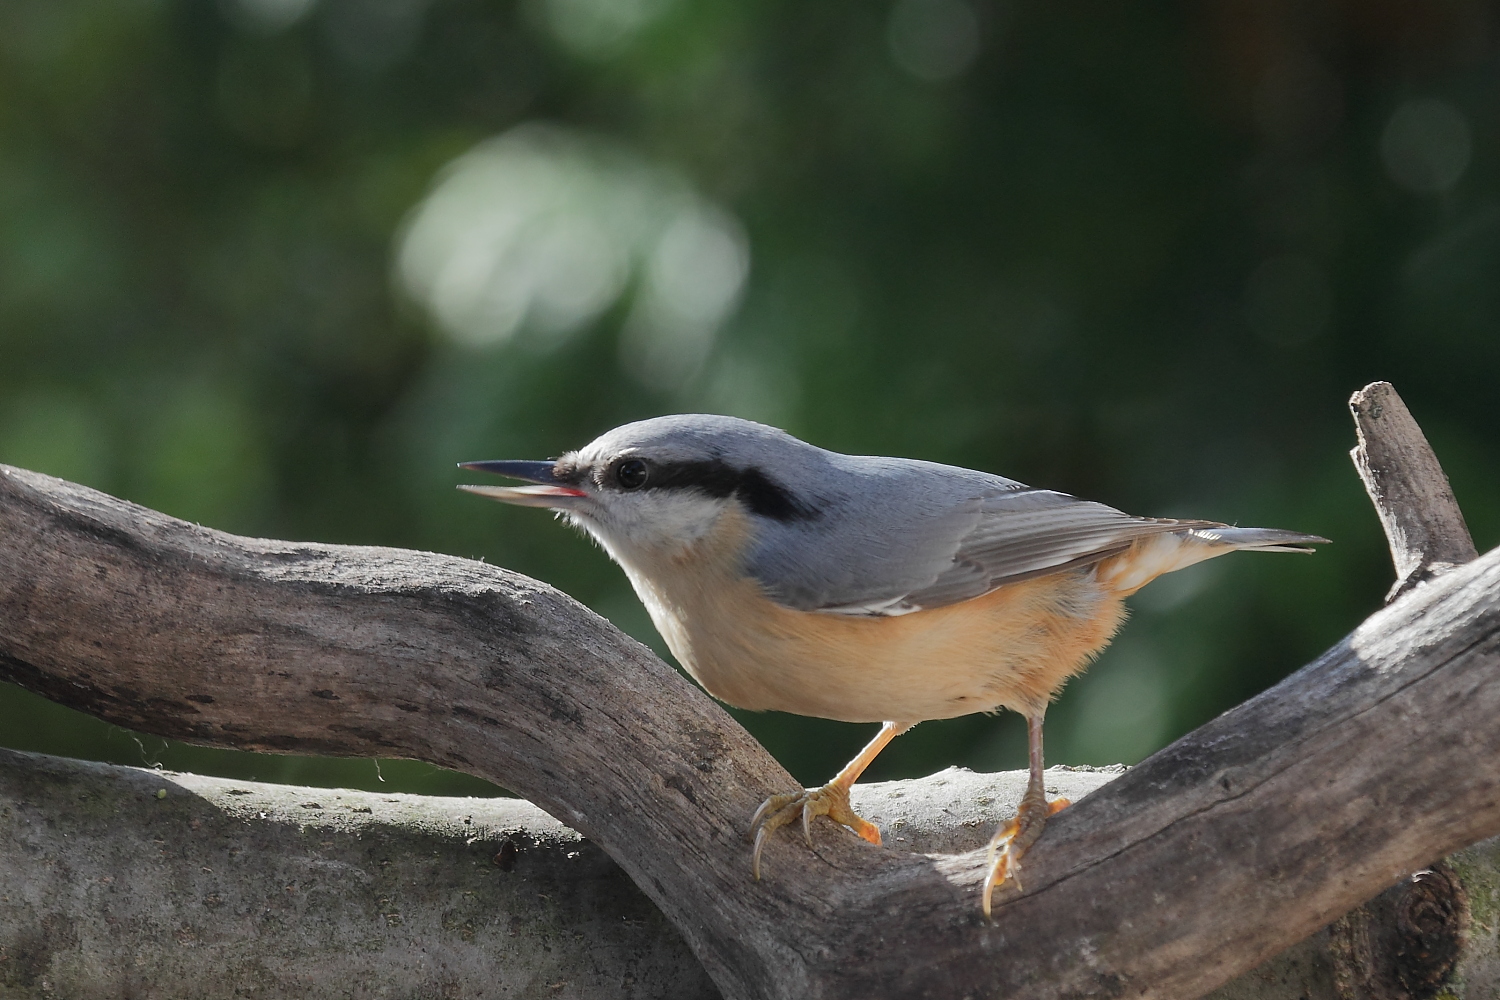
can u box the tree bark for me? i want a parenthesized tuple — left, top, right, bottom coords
(0, 748, 1119, 998)
(1349, 381, 1478, 599)
(7, 746, 1497, 998)
(1, 382, 1496, 999)
(0, 746, 721, 999)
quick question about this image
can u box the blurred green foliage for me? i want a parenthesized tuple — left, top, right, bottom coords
(1, 0, 1497, 799)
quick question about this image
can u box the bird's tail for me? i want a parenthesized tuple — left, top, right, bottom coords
(1186, 525, 1330, 554)
(1098, 523, 1328, 594)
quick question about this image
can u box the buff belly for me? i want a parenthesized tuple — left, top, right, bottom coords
(621, 544, 1128, 724)
(594, 490, 1253, 724)
(678, 570, 1125, 723)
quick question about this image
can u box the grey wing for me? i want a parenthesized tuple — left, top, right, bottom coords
(742, 456, 1215, 616)
(891, 489, 1218, 611)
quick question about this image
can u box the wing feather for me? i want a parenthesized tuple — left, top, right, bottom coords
(830, 489, 1217, 614)
(741, 455, 1220, 617)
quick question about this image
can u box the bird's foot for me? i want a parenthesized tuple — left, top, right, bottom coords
(749, 781, 880, 880)
(982, 794, 1070, 918)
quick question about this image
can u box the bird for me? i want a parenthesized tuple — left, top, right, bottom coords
(458, 414, 1327, 915)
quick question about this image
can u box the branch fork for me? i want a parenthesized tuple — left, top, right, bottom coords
(0, 382, 1494, 999)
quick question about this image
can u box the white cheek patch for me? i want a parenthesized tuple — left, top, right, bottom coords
(634, 492, 729, 541)
(574, 490, 732, 563)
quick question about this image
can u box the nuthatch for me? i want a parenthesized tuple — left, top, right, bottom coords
(460, 414, 1327, 914)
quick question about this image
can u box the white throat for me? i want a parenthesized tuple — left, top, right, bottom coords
(568, 491, 737, 575)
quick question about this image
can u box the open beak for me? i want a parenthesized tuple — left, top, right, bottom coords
(457, 460, 589, 509)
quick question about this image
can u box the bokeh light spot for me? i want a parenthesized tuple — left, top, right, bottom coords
(397, 124, 749, 375)
(1380, 99, 1472, 195)
(620, 202, 750, 390)
(218, 0, 318, 35)
(887, 0, 981, 83)
(534, 0, 676, 57)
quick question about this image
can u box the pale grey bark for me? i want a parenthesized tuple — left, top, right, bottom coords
(1, 380, 1497, 999)
(6, 748, 1497, 999)
(0, 746, 717, 999)
(0, 748, 1118, 998)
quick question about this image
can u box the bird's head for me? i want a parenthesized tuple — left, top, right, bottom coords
(459, 414, 826, 564)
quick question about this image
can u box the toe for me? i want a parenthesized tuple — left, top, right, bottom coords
(982, 795, 1066, 917)
(747, 782, 883, 879)
(986, 816, 1020, 863)
(749, 792, 797, 835)
(823, 788, 881, 845)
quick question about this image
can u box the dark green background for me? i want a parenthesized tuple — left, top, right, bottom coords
(2, 0, 1496, 798)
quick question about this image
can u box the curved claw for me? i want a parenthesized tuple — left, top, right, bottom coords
(985, 816, 1020, 868)
(751, 824, 772, 881)
(982, 796, 1072, 919)
(748, 781, 882, 880)
(750, 791, 800, 881)
(749, 792, 795, 834)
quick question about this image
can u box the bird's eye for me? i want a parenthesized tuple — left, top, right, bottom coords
(614, 459, 649, 490)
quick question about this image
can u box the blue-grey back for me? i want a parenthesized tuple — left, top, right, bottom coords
(570, 414, 1209, 616)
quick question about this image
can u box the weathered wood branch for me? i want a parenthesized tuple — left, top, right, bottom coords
(0, 748, 1118, 997)
(9, 746, 1497, 998)
(1, 381, 1497, 999)
(0, 746, 722, 998)
(1350, 381, 1478, 598)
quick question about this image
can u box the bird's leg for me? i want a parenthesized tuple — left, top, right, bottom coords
(750, 720, 911, 880)
(983, 711, 1070, 917)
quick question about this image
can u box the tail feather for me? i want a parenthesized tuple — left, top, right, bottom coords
(1188, 526, 1330, 553)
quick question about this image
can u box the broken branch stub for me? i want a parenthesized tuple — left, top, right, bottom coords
(1349, 381, 1478, 599)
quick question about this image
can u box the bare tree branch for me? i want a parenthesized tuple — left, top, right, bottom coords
(1, 380, 1497, 999)
(0, 748, 1121, 998)
(8, 745, 1498, 998)
(0, 746, 721, 998)
(1350, 381, 1478, 599)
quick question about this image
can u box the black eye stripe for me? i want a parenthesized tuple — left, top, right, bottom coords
(636, 459, 819, 522)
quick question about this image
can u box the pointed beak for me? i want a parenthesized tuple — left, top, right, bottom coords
(457, 460, 589, 509)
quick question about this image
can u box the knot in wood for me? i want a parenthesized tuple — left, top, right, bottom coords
(1330, 863, 1469, 1000)
(1390, 867, 1468, 997)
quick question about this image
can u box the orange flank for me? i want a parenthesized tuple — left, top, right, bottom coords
(618, 507, 1212, 724)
